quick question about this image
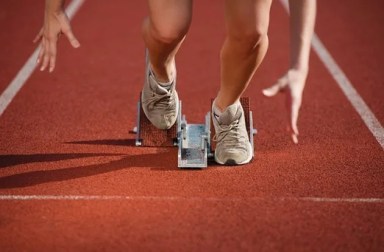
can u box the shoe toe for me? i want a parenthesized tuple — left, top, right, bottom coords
(215, 148, 251, 165)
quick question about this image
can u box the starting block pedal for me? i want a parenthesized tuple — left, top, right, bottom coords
(134, 92, 178, 147)
(134, 96, 256, 168)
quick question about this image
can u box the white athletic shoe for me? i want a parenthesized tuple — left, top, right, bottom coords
(141, 53, 179, 130)
(212, 100, 253, 165)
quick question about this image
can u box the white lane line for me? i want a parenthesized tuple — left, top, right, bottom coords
(279, 0, 384, 150)
(298, 197, 384, 203)
(0, 0, 85, 117)
(0, 194, 383, 203)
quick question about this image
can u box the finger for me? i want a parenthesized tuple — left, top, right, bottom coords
(290, 102, 300, 136)
(262, 84, 281, 97)
(40, 40, 50, 71)
(290, 87, 303, 135)
(291, 133, 299, 144)
(40, 54, 49, 71)
(286, 123, 299, 144)
(63, 29, 80, 48)
(33, 28, 43, 43)
(284, 90, 300, 144)
(37, 39, 46, 64)
(262, 79, 287, 97)
(289, 94, 301, 144)
(48, 39, 58, 72)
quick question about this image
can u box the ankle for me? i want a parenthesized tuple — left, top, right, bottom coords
(213, 97, 240, 112)
(149, 60, 175, 84)
(149, 65, 170, 83)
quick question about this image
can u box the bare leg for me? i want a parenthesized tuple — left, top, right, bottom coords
(140, 0, 192, 129)
(142, 0, 193, 83)
(211, 0, 272, 165)
(215, 0, 272, 111)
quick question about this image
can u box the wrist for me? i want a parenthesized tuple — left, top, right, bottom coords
(45, 0, 65, 15)
(290, 64, 308, 75)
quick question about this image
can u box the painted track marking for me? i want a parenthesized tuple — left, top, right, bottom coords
(280, 0, 384, 150)
(0, 0, 85, 117)
(0, 194, 383, 203)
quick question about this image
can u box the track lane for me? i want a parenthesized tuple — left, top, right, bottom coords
(314, 0, 384, 124)
(0, 200, 383, 251)
(0, 1, 44, 94)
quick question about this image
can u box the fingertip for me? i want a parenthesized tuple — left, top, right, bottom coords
(262, 85, 281, 97)
(262, 89, 270, 97)
(262, 88, 274, 97)
(71, 40, 80, 48)
(292, 125, 299, 136)
(291, 134, 299, 144)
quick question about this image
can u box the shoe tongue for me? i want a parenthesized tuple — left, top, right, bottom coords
(214, 101, 241, 125)
(148, 67, 175, 94)
(149, 73, 170, 95)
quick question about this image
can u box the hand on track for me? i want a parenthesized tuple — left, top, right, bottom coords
(262, 69, 307, 144)
(33, 11, 80, 72)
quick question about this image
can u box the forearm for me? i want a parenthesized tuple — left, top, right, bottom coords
(288, 0, 316, 72)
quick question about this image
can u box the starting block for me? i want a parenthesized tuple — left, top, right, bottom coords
(134, 97, 256, 168)
(177, 111, 212, 168)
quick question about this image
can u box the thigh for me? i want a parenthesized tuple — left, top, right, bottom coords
(224, 0, 272, 36)
(147, 0, 193, 36)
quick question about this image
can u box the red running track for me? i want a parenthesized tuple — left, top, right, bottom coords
(0, 0, 383, 251)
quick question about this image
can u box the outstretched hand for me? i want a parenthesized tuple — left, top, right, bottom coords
(262, 69, 308, 144)
(33, 10, 80, 72)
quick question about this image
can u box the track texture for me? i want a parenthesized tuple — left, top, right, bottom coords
(0, 0, 383, 251)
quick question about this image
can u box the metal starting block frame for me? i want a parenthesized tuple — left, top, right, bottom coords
(177, 110, 213, 168)
(134, 97, 256, 169)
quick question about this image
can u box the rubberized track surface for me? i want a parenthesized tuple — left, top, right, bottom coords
(0, 0, 383, 251)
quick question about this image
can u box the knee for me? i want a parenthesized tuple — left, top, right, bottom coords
(228, 26, 268, 51)
(148, 21, 189, 45)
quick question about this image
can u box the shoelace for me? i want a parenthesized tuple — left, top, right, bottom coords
(213, 119, 247, 150)
(144, 91, 175, 113)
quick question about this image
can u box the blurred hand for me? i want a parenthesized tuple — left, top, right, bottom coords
(33, 10, 80, 72)
(262, 69, 308, 144)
